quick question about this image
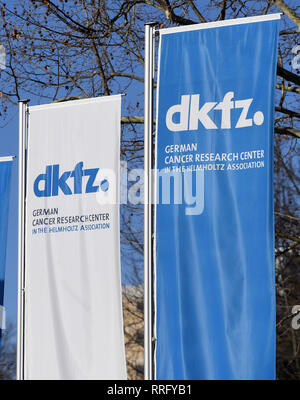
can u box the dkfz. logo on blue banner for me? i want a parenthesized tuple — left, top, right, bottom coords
(34, 162, 109, 197)
(166, 91, 264, 132)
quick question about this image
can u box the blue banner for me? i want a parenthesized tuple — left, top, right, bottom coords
(0, 159, 13, 356)
(155, 16, 280, 380)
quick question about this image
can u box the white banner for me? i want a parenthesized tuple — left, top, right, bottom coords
(24, 96, 126, 380)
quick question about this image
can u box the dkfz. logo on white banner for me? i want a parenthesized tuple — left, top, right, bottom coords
(166, 92, 264, 132)
(33, 161, 116, 203)
(33, 161, 203, 214)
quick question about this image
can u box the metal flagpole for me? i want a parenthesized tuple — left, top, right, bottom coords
(144, 22, 155, 381)
(17, 99, 29, 380)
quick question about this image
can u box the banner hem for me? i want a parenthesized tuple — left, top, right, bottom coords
(159, 13, 281, 35)
(0, 156, 15, 162)
(29, 94, 122, 112)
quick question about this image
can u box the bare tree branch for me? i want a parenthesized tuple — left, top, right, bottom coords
(272, 0, 300, 29)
